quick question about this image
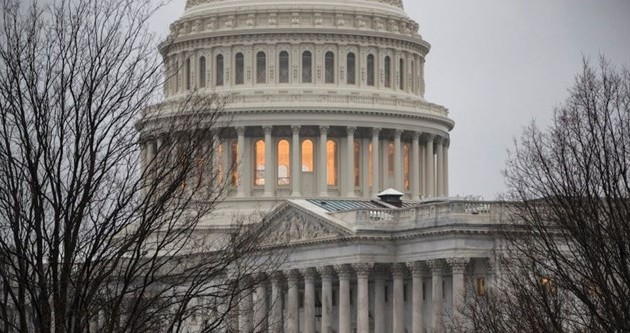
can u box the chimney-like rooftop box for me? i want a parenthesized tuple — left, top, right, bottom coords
(377, 188, 404, 208)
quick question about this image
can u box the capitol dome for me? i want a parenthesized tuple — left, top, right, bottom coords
(146, 0, 454, 207)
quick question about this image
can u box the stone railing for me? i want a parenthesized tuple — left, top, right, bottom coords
(331, 200, 514, 230)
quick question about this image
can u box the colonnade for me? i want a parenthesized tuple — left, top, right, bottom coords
(235, 258, 488, 333)
(142, 125, 450, 200)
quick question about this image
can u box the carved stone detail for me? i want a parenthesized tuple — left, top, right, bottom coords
(352, 263, 373, 278)
(407, 261, 429, 278)
(427, 259, 446, 274)
(391, 263, 406, 279)
(447, 257, 470, 274)
(335, 264, 354, 279)
(317, 266, 336, 280)
(261, 212, 342, 245)
(300, 267, 319, 282)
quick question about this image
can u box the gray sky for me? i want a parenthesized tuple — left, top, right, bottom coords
(151, 0, 630, 199)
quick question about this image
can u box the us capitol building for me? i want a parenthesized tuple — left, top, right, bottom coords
(142, 0, 507, 332)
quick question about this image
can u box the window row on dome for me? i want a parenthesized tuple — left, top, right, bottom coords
(167, 49, 425, 95)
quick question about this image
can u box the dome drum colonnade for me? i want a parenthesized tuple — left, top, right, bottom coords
(231, 258, 494, 333)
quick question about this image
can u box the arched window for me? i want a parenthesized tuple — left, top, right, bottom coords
(399, 58, 405, 90)
(235, 53, 244, 85)
(230, 141, 238, 186)
(326, 140, 337, 186)
(185, 58, 192, 90)
(403, 144, 410, 190)
(302, 51, 312, 83)
(302, 140, 314, 172)
(367, 54, 375, 86)
(256, 51, 266, 84)
(216, 55, 224, 86)
(199, 56, 206, 88)
(384, 56, 391, 88)
(347, 53, 356, 85)
(354, 141, 360, 187)
(325, 52, 335, 84)
(279, 51, 289, 83)
(254, 139, 265, 186)
(277, 140, 290, 185)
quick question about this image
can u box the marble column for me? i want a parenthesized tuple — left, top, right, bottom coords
(319, 126, 329, 197)
(411, 132, 421, 200)
(444, 139, 449, 197)
(236, 126, 246, 197)
(448, 258, 470, 324)
(264, 126, 274, 197)
(373, 266, 386, 333)
(301, 268, 317, 333)
(408, 262, 426, 333)
(371, 128, 381, 196)
(346, 127, 357, 197)
(270, 272, 284, 333)
(286, 270, 300, 333)
(353, 263, 373, 333)
(291, 125, 301, 197)
(254, 274, 268, 333)
(436, 137, 444, 197)
(394, 130, 403, 191)
(424, 134, 435, 197)
(428, 260, 444, 331)
(336, 264, 353, 333)
(361, 138, 370, 197)
(392, 263, 405, 333)
(317, 266, 335, 333)
(239, 277, 253, 333)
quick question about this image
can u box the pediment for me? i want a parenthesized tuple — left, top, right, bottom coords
(261, 203, 350, 246)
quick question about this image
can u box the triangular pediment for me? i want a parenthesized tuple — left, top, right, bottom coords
(261, 202, 351, 246)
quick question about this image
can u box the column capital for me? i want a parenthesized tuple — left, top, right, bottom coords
(291, 125, 301, 134)
(317, 265, 336, 280)
(394, 129, 404, 138)
(372, 263, 389, 280)
(239, 275, 254, 288)
(427, 259, 446, 274)
(391, 263, 407, 279)
(422, 133, 435, 142)
(434, 135, 444, 144)
(236, 126, 246, 136)
(372, 127, 381, 136)
(263, 125, 273, 135)
(352, 263, 373, 278)
(319, 125, 329, 135)
(334, 264, 354, 279)
(485, 257, 497, 275)
(270, 271, 284, 284)
(412, 131, 421, 140)
(300, 267, 319, 282)
(347, 126, 357, 135)
(253, 272, 268, 284)
(407, 261, 429, 278)
(285, 269, 301, 283)
(447, 257, 470, 274)
(443, 137, 450, 147)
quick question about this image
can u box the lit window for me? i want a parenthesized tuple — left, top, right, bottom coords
(216, 55, 224, 86)
(302, 51, 312, 83)
(354, 141, 360, 187)
(347, 53, 356, 85)
(185, 58, 191, 90)
(254, 140, 265, 186)
(302, 140, 314, 172)
(325, 52, 335, 84)
(404, 144, 410, 190)
(279, 51, 289, 83)
(277, 140, 290, 185)
(399, 58, 405, 90)
(367, 54, 375, 86)
(199, 56, 206, 88)
(476, 277, 486, 297)
(384, 56, 391, 88)
(256, 51, 266, 83)
(235, 53, 244, 85)
(326, 140, 337, 186)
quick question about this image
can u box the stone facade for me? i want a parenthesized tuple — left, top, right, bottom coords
(139, 0, 501, 332)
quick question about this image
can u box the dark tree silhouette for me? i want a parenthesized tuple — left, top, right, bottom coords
(0, 0, 281, 332)
(462, 58, 630, 333)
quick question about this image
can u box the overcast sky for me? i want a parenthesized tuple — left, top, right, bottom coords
(150, 0, 630, 199)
